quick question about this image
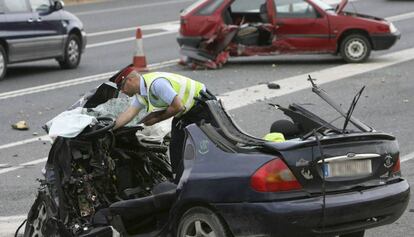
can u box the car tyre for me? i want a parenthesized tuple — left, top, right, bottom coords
(0, 45, 7, 81)
(23, 192, 59, 237)
(340, 34, 371, 63)
(177, 207, 229, 237)
(58, 34, 81, 69)
(340, 230, 365, 237)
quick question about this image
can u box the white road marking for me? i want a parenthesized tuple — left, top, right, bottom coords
(75, 0, 192, 16)
(87, 21, 179, 37)
(87, 30, 178, 49)
(401, 152, 414, 163)
(387, 11, 414, 22)
(0, 135, 51, 150)
(220, 48, 414, 110)
(0, 157, 47, 175)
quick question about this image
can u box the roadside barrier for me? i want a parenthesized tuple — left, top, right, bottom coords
(133, 28, 148, 71)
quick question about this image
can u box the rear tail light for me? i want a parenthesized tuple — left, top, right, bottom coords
(391, 155, 401, 175)
(251, 158, 302, 192)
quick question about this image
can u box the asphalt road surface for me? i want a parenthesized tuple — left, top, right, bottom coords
(0, 0, 414, 236)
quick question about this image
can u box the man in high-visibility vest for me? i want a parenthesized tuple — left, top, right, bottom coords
(113, 65, 210, 182)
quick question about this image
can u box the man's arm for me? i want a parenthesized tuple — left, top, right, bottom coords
(114, 106, 140, 129)
(143, 96, 184, 126)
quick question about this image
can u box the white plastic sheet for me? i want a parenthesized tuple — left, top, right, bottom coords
(47, 107, 98, 138)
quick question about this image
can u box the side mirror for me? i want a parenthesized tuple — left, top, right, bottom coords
(53, 0, 64, 11)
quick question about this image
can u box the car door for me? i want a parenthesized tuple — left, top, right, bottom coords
(2, 0, 38, 62)
(28, 0, 64, 58)
(273, 0, 333, 52)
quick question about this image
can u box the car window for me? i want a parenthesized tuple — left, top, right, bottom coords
(2, 0, 30, 12)
(196, 0, 224, 15)
(231, 0, 266, 13)
(29, 0, 51, 12)
(181, 0, 207, 16)
(275, 0, 317, 18)
(0, 1, 4, 13)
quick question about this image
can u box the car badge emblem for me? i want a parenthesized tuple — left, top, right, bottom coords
(198, 140, 209, 155)
(347, 152, 356, 158)
(296, 158, 309, 167)
(301, 168, 313, 180)
(384, 155, 394, 168)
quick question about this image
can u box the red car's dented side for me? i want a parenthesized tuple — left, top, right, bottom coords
(178, 0, 400, 69)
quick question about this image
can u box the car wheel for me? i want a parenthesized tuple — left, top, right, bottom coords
(340, 34, 371, 63)
(23, 194, 59, 237)
(0, 45, 7, 81)
(177, 207, 229, 237)
(58, 34, 81, 69)
(340, 230, 365, 237)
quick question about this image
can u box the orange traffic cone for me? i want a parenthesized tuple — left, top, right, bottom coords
(133, 28, 148, 72)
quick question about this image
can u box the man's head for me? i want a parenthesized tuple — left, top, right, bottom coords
(114, 66, 141, 96)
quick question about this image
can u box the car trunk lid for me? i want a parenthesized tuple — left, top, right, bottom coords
(266, 133, 400, 194)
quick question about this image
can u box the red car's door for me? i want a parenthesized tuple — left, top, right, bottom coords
(273, 0, 334, 53)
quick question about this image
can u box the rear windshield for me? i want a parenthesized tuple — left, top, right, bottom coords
(181, 0, 208, 16)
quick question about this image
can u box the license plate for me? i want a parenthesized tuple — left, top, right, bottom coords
(323, 159, 372, 177)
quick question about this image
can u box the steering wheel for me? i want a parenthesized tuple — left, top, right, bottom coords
(80, 117, 115, 138)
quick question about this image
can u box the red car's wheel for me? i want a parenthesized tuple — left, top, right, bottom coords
(177, 207, 229, 237)
(340, 34, 371, 63)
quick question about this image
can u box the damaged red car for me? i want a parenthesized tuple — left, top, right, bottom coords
(177, 0, 401, 68)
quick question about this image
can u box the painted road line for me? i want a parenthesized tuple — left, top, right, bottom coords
(87, 30, 178, 49)
(387, 11, 414, 22)
(401, 151, 414, 163)
(0, 157, 47, 175)
(219, 47, 414, 110)
(0, 135, 51, 150)
(87, 21, 179, 37)
(0, 59, 178, 100)
(75, 0, 192, 16)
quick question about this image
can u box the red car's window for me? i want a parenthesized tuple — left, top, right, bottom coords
(181, 0, 208, 16)
(275, 0, 318, 18)
(231, 0, 266, 13)
(197, 0, 224, 15)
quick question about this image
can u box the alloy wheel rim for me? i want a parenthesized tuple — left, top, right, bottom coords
(0, 52, 4, 76)
(184, 220, 216, 237)
(346, 39, 366, 60)
(67, 40, 79, 64)
(31, 203, 47, 237)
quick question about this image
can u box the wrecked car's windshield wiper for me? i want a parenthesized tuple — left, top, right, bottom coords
(342, 86, 365, 133)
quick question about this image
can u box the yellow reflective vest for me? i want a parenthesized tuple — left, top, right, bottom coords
(263, 132, 286, 143)
(135, 72, 205, 116)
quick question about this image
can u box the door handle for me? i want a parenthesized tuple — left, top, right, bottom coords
(27, 18, 34, 23)
(36, 17, 42, 22)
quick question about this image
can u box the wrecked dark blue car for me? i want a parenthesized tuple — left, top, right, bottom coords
(22, 73, 409, 237)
